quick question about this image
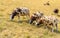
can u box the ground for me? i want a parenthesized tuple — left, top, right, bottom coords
(0, 0, 60, 38)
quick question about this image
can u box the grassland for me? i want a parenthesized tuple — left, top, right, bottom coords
(0, 0, 60, 38)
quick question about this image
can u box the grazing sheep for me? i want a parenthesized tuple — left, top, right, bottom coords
(36, 15, 58, 32)
(29, 11, 44, 24)
(10, 7, 30, 21)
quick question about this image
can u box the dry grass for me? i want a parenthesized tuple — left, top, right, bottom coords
(0, 0, 60, 38)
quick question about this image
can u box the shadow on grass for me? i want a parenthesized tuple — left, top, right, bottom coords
(0, 15, 4, 17)
(35, 25, 60, 33)
(7, 19, 29, 23)
(30, 24, 45, 28)
(51, 13, 60, 17)
(7, 20, 22, 23)
(57, 15, 60, 17)
(45, 26, 60, 33)
(36, 24, 44, 28)
(7, 19, 60, 33)
(54, 30, 60, 34)
(21, 19, 29, 23)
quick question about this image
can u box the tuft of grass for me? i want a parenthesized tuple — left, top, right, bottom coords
(26, 35, 30, 38)
(0, 27, 3, 32)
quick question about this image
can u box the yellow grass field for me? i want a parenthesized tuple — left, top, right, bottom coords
(0, 0, 60, 38)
